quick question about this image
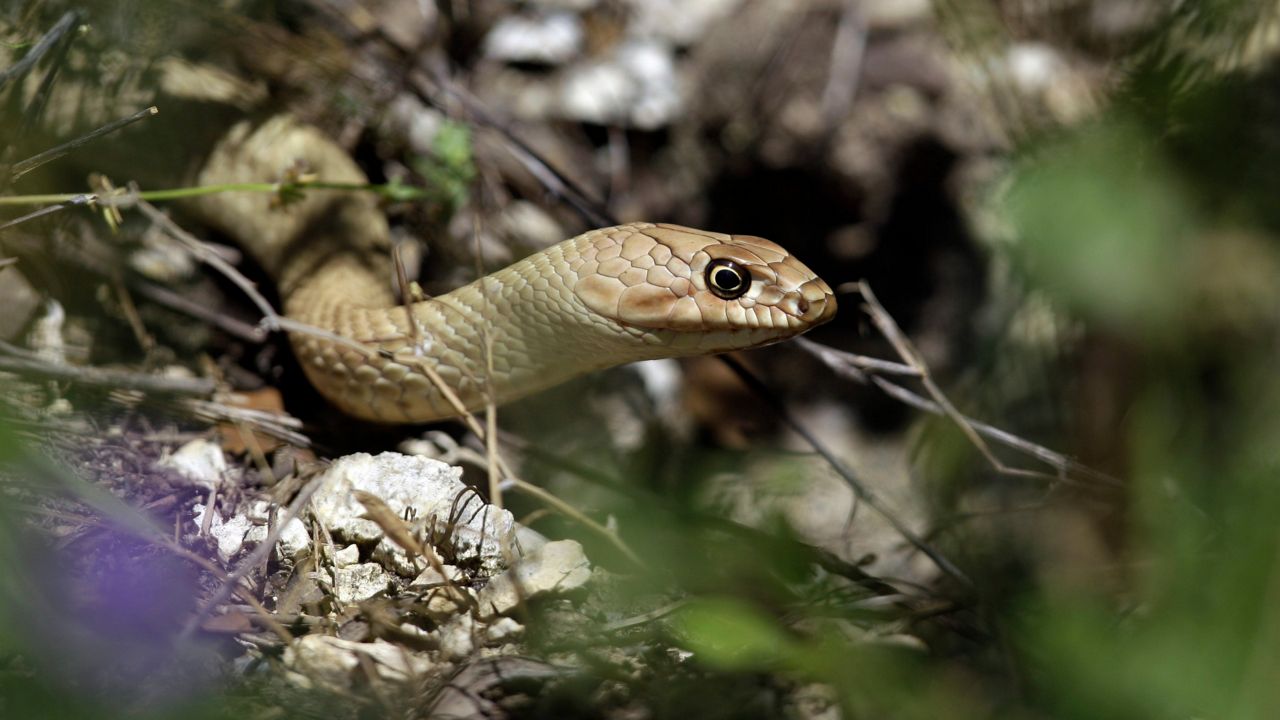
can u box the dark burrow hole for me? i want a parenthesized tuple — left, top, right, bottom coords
(698, 137, 987, 433)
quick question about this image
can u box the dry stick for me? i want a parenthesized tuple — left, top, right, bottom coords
(354, 491, 476, 613)
(0, 353, 215, 395)
(794, 337, 1123, 489)
(471, 208, 503, 510)
(503, 430, 906, 597)
(43, 499, 293, 643)
(720, 354, 973, 589)
(601, 599, 689, 633)
(110, 271, 156, 357)
(858, 282, 1049, 481)
(125, 192, 278, 324)
(184, 399, 310, 449)
(10, 106, 160, 181)
(408, 357, 644, 569)
(130, 279, 267, 343)
(856, 280, 1106, 487)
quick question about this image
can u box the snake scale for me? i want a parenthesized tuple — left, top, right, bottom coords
(185, 117, 836, 422)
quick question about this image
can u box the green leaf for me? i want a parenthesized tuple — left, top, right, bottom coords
(673, 597, 795, 670)
(1004, 118, 1197, 333)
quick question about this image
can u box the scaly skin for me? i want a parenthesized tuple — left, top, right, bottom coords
(186, 116, 836, 422)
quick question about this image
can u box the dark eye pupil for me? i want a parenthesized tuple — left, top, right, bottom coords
(714, 268, 740, 290)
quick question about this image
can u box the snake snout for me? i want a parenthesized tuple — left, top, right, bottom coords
(780, 282, 837, 327)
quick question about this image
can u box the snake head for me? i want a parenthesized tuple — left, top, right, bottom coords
(571, 223, 836, 352)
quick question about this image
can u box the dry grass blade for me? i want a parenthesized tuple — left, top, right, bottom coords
(0, 11, 78, 93)
(184, 398, 309, 448)
(853, 281, 1122, 489)
(795, 336, 1122, 489)
(10, 106, 159, 181)
(130, 279, 267, 342)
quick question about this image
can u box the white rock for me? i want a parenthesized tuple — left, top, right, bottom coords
(160, 439, 227, 491)
(626, 0, 742, 46)
(284, 634, 358, 689)
(514, 525, 550, 554)
(383, 95, 446, 156)
(243, 513, 310, 561)
(334, 544, 361, 568)
(863, 0, 931, 27)
(559, 40, 681, 129)
(410, 564, 464, 588)
(475, 539, 592, 618)
(1005, 42, 1066, 94)
(333, 562, 392, 604)
(128, 235, 199, 283)
(421, 585, 475, 622)
(309, 452, 517, 576)
(530, 0, 597, 9)
(372, 536, 425, 577)
(192, 503, 253, 562)
(560, 62, 633, 125)
(495, 201, 566, 252)
(436, 614, 477, 660)
(484, 12, 583, 65)
(618, 40, 681, 129)
(28, 300, 66, 365)
(276, 517, 311, 560)
(284, 635, 434, 691)
(483, 617, 524, 646)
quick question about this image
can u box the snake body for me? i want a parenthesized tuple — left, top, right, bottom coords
(188, 117, 836, 422)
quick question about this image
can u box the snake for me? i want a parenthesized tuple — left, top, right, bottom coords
(185, 117, 836, 422)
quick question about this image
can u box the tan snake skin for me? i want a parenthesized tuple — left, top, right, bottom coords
(187, 117, 836, 422)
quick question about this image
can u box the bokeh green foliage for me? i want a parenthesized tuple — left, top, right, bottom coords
(994, 18, 1280, 720)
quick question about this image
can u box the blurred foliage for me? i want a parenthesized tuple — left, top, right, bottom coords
(408, 119, 476, 212)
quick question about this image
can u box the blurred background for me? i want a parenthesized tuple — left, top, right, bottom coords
(3, 0, 1280, 718)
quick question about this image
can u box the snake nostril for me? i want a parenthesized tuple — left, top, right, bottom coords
(796, 298, 810, 316)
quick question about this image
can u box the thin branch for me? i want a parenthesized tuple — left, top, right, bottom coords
(184, 398, 310, 449)
(858, 281, 1054, 482)
(126, 190, 279, 324)
(793, 310, 1123, 489)
(0, 353, 215, 396)
(129, 279, 268, 343)
(720, 354, 974, 589)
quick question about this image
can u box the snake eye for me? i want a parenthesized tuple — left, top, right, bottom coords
(706, 259, 750, 299)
